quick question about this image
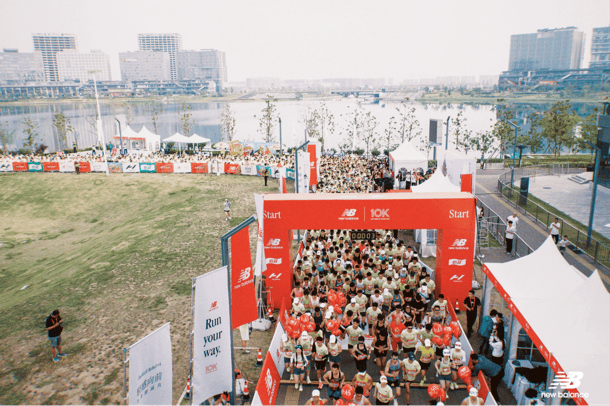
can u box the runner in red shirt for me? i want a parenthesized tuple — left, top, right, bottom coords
(389, 319, 406, 352)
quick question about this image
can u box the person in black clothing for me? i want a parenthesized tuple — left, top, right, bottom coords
(470, 353, 504, 403)
(463, 290, 482, 338)
(45, 310, 67, 362)
(263, 168, 269, 186)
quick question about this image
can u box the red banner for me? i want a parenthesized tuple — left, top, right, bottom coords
(307, 144, 317, 186)
(12, 162, 28, 172)
(461, 173, 473, 194)
(224, 163, 241, 174)
(254, 353, 281, 406)
(191, 162, 208, 174)
(230, 227, 258, 329)
(78, 162, 91, 173)
(156, 162, 174, 173)
(43, 162, 59, 172)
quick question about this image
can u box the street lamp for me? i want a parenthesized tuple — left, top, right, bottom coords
(88, 70, 109, 176)
(115, 118, 123, 154)
(507, 120, 519, 191)
(278, 117, 282, 156)
(584, 140, 601, 247)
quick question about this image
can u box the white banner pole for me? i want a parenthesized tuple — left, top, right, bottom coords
(123, 348, 128, 405)
(189, 277, 195, 406)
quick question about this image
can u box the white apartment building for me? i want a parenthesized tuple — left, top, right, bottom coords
(32, 33, 78, 82)
(119, 51, 171, 81)
(56, 50, 111, 82)
(138, 33, 182, 80)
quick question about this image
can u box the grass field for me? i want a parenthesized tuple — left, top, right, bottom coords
(0, 172, 285, 405)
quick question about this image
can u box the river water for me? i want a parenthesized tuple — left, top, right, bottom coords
(0, 98, 597, 156)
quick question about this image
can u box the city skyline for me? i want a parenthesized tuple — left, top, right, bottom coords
(0, 0, 607, 83)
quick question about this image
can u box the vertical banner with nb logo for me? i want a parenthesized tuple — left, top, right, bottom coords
(230, 228, 258, 328)
(192, 267, 232, 404)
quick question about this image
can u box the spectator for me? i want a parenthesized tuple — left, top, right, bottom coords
(478, 309, 497, 356)
(470, 353, 504, 403)
(45, 310, 67, 362)
(463, 290, 481, 338)
(224, 199, 231, 221)
(549, 218, 561, 244)
(489, 328, 504, 366)
(505, 221, 516, 254)
(239, 323, 250, 354)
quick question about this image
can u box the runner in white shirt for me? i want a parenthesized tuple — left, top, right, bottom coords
(506, 213, 518, 229)
(549, 217, 561, 244)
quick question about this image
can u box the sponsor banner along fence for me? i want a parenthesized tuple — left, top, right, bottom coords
(174, 163, 191, 173)
(224, 163, 241, 174)
(191, 162, 209, 174)
(156, 162, 174, 173)
(43, 162, 59, 172)
(139, 163, 156, 173)
(109, 162, 123, 173)
(253, 352, 281, 406)
(127, 322, 173, 406)
(59, 161, 75, 172)
(123, 163, 140, 173)
(241, 165, 257, 176)
(78, 162, 91, 173)
(268, 322, 286, 377)
(0, 162, 13, 172)
(230, 227, 258, 328)
(13, 162, 28, 171)
(92, 162, 108, 172)
(28, 162, 43, 172)
(192, 267, 232, 405)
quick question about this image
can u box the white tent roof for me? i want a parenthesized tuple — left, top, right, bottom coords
(138, 125, 160, 138)
(389, 140, 427, 162)
(484, 237, 609, 405)
(437, 148, 475, 161)
(163, 132, 191, 143)
(115, 125, 142, 139)
(188, 134, 211, 144)
(412, 169, 460, 193)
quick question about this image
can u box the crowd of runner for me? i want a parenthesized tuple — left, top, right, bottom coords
(280, 229, 481, 405)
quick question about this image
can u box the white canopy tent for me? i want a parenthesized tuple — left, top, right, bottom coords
(482, 237, 609, 405)
(188, 134, 211, 145)
(113, 125, 160, 154)
(163, 132, 191, 144)
(411, 170, 460, 257)
(137, 126, 161, 153)
(437, 149, 477, 194)
(388, 141, 428, 174)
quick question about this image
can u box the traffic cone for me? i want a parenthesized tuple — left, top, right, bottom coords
(255, 349, 263, 366)
(455, 298, 461, 314)
(184, 376, 191, 399)
(268, 307, 275, 322)
(243, 381, 250, 401)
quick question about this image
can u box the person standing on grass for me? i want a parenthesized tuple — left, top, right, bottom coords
(224, 199, 231, 221)
(45, 310, 67, 362)
(505, 221, 516, 254)
(263, 168, 269, 186)
(549, 218, 561, 244)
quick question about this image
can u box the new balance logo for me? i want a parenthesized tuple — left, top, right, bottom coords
(267, 239, 281, 246)
(342, 209, 357, 217)
(266, 258, 282, 265)
(265, 368, 273, 392)
(237, 267, 252, 283)
(209, 301, 218, 311)
(267, 273, 282, 280)
(450, 275, 465, 282)
(448, 259, 467, 266)
(452, 239, 467, 247)
(549, 372, 583, 390)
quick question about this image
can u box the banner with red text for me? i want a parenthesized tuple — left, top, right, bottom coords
(43, 162, 60, 172)
(191, 162, 208, 174)
(230, 227, 258, 328)
(307, 143, 318, 186)
(253, 352, 281, 406)
(224, 163, 241, 174)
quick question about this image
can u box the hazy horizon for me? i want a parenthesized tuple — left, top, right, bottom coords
(0, 0, 607, 82)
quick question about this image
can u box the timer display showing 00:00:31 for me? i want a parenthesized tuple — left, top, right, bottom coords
(349, 231, 377, 241)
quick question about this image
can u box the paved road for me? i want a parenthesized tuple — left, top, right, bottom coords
(474, 170, 610, 290)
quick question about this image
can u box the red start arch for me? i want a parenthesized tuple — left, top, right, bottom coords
(262, 187, 476, 311)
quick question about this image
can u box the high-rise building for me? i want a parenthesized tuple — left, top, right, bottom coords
(589, 26, 610, 69)
(138, 33, 182, 80)
(508, 27, 584, 72)
(56, 50, 111, 82)
(176, 49, 227, 89)
(32, 33, 78, 81)
(0, 49, 44, 83)
(119, 51, 171, 81)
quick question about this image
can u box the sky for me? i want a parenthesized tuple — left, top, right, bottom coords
(0, 0, 607, 82)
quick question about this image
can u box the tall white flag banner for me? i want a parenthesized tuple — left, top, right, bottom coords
(128, 323, 173, 406)
(254, 194, 266, 277)
(192, 267, 232, 404)
(296, 150, 310, 194)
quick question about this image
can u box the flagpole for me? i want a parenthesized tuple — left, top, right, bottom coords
(90, 70, 109, 176)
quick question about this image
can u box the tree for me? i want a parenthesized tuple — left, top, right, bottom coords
(299, 104, 321, 140)
(121, 102, 138, 127)
(491, 99, 516, 155)
(254, 96, 278, 142)
(52, 111, 74, 150)
(464, 128, 497, 167)
(146, 103, 164, 135)
(361, 110, 379, 156)
(0, 121, 15, 152)
(22, 116, 39, 152)
(317, 102, 335, 150)
(395, 98, 421, 143)
(381, 116, 399, 154)
(220, 104, 237, 142)
(517, 113, 545, 154)
(178, 102, 195, 137)
(450, 110, 467, 150)
(540, 100, 578, 157)
(339, 101, 365, 151)
(576, 109, 599, 155)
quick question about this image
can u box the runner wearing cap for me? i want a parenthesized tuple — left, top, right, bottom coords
(414, 338, 434, 385)
(400, 323, 418, 356)
(381, 288, 393, 316)
(374, 376, 394, 406)
(346, 318, 364, 350)
(322, 363, 345, 403)
(450, 342, 466, 390)
(291, 345, 309, 391)
(281, 334, 296, 380)
(352, 370, 374, 398)
(298, 330, 314, 384)
(461, 387, 484, 405)
(293, 297, 305, 314)
(327, 335, 342, 367)
(435, 349, 453, 396)
(345, 297, 360, 317)
(305, 389, 328, 405)
(402, 352, 421, 405)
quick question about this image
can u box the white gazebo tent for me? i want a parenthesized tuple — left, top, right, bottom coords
(482, 237, 610, 405)
(388, 140, 428, 174)
(163, 132, 191, 153)
(188, 134, 211, 145)
(137, 126, 161, 153)
(437, 149, 477, 194)
(412, 171, 460, 257)
(112, 125, 159, 154)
